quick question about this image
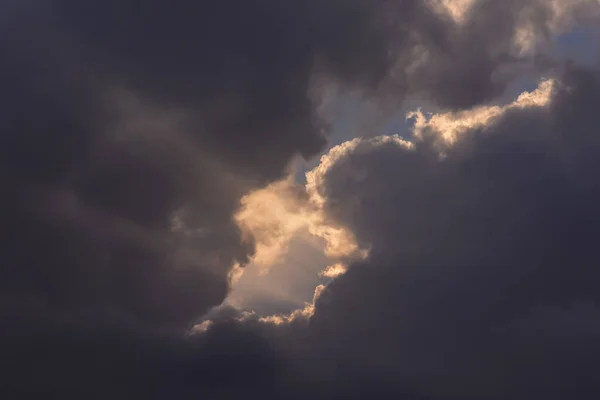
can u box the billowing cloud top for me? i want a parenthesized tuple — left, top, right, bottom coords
(2, 0, 600, 399)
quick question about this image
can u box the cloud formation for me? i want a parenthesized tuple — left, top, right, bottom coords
(195, 66, 600, 399)
(308, 66, 600, 398)
(234, 176, 364, 271)
(3, 0, 600, 398)
(190, 67, 600, 399)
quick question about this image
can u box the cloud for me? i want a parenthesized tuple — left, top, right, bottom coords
(513, 0, 600, 55)
(407, 78, 555, 144)
(308, 66, 600, 398)
(188, 69, 600, 398)
(234, 176, 364, 271)
(3, 0, 600, 398)
(230, 167, 366, 316)
(427, 0, 479, 25)
(258, 285, 326, 326)
(319, 263, 348, 279)
(198, 66, 600, 398)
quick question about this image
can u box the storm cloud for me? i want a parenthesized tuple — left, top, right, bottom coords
(307, 66, 600, 398)
(2, 0, 600, 398)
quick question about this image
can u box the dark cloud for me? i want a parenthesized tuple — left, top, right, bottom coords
(0, 297, 284, 399)
(2, 0, 600, 398)
(0, 0, 556, 330)
(308, 66, 600, 398)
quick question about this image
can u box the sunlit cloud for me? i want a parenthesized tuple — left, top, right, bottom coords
(407, 78, 555, 144)
(235, 174, 366, 273)
(190, 283, 327, 332)
(227, 263, 245, 285)
(227, 162, 368, 317)
(223, 75, 558, 327)
(235, 177, 312, 270)
(258, 284, 326, 325)
(319, 263, 348, 279)
(306, 135, 414, 208)
(427, 0, 479, 25)
(188, 319, 214, 334)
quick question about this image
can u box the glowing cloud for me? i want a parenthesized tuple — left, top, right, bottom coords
(319, 263, 348, 279)
(258, 284, 326, 325)
(407, 78, 555, 144)
(235, 174, 366, 273)
(201, 76, 565, 335)
(427, 0, 479, 25)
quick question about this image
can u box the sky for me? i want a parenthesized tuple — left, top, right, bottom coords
(3, 0, 600, 398)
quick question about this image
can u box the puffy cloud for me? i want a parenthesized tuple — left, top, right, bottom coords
(230, 166, 366, 316)
(235, 177, 364, 271)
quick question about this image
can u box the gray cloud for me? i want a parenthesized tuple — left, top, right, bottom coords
(1, 0, 564, 330)
(2, 0, 600, 398)
(307, 66, 600, 398)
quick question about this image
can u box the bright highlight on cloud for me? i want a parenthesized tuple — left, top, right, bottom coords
(228, 161, 369, 316)
(427, 0, 479, 24)
(407, 78, 555, 144)
(235, 176, 365, 272)
(319, 263, 348, 278)
(306, 135, 415, 206)
(258, 284, 326, 325)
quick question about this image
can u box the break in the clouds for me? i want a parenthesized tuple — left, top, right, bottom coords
(3, 0, 600, 398)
